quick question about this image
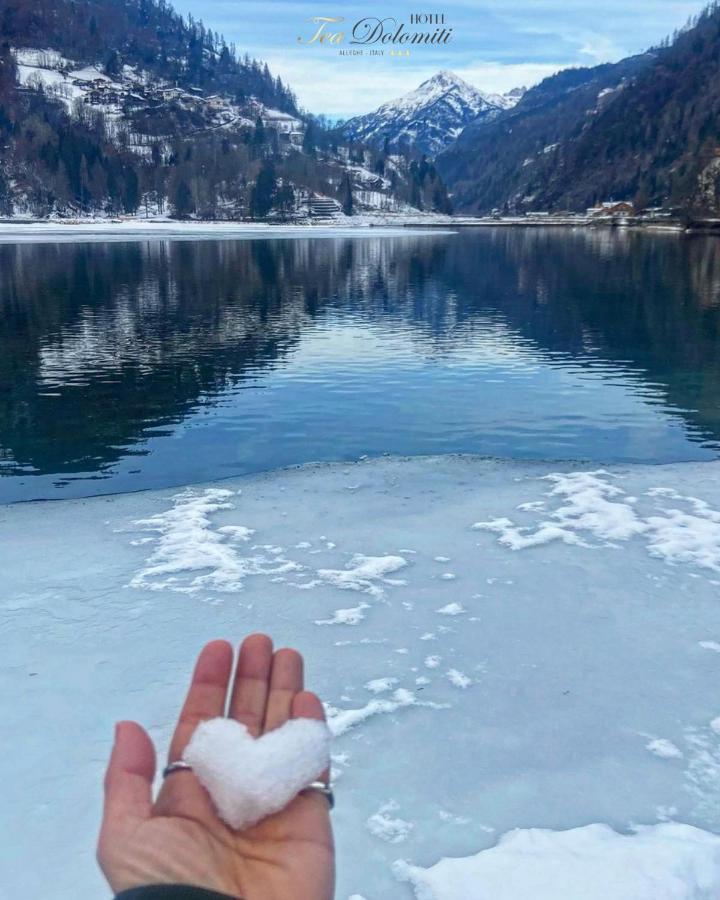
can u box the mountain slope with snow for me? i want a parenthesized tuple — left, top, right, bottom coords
(438, 5, 720, 214)
(0, 0, 453, 219)
(341, 70, 523, 158)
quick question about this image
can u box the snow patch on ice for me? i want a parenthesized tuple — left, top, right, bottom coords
(394, 822, 720, 900)
(326, 688, 447, 737)
(128, 488, 300, 593)
(474, 471, 720, 572)
(684, 724, 720, 820)
(367, 801, 414, 843)
(316, 554, 408, 597)
(436, 602, 465, 616)
(315, 603, 370, 626)
(646, 738, 683, 760)
(438, 810, 472, 826)
(365, 677, 399, 694)
(447, 669, 472, 689)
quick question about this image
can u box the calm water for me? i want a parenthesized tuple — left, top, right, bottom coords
(2, 227, 720, 502)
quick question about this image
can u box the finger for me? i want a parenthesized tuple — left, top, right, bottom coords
(154, 640, 233, 821)
(292, 691, 330, 784)
(167, 639, 233, 763)
(228, 633, 273, 736)
(98, 721, 155, 866)
(263, 648, 304, 733)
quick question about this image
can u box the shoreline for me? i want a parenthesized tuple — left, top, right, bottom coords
(0, 220, 455, 242)
(4, 451, 719, 509)
(0, 215, 695, 238)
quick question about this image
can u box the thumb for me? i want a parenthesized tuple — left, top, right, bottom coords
(98, 721, 156, 856)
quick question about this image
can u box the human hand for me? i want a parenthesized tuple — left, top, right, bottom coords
(97, 635, 334, 900)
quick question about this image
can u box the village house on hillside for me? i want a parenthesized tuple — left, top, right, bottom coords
(587, 200, 635, 217)
(253, 104, 304, 146)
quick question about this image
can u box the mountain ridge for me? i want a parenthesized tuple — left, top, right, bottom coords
(437, 2, 720, 215)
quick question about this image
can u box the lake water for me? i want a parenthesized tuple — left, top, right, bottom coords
(2, 227, 720, 503)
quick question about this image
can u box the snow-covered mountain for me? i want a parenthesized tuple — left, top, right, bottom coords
(341, 70, 524, 157)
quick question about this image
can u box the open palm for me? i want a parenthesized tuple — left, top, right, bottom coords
(97, 635, 334, 900)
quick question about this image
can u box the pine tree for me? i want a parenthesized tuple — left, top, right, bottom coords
(302, 120, 316, 156)
(171, 176, 194, 217)
(79, 155, 90, 208)
(341, 172, 353, 216)
(104, 50, 122, 78)
(275, 182, 295, 219)
(250, 159, 276, 218)
(52, 160, 73, 208)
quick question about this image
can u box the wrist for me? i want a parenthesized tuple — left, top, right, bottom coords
(115, 886, 241, 900)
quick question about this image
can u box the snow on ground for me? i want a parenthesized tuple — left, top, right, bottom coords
(12, 47, 255, 146)
(3, 455, 720, 898)
(395, 822, 720, 899)
(473, 471, 720, 570)
(367, 801, 415, 844)
(0, 221, 453, 243)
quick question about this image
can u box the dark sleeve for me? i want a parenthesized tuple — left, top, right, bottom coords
(115, 887, 240, 900)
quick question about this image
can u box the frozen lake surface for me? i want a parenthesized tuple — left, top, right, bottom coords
(4, 455, 720, 898)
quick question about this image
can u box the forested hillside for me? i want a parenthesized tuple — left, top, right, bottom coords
(0, 0, 451, 218)
(1, 0, 297, 110)
(438, 2, 720, 215)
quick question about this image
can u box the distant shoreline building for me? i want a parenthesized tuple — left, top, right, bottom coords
(587, 201, 635, 217)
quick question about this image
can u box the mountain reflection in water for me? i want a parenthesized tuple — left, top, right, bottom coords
(1, 228, 720, 501)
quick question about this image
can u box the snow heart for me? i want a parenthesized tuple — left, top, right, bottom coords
(183, 716, 331, 830)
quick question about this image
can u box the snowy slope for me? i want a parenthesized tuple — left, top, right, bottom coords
(12, 47, 436, 216)
(13, 47, 259, 151)
(342, 70, 523, 157)
(8, 48, 435, 216)
(3, 456, 720, 897)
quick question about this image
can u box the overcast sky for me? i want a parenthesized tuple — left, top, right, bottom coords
(170, 0, 707, 117)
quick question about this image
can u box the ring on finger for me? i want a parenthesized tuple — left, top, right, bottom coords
(301, 780, 335, 809)
(162, 760, 194, 778)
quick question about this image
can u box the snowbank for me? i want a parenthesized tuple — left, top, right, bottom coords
(395, 822, 720, 900)
(3, 456, 720, 898)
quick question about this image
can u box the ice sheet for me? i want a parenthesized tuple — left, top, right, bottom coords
(3, 455, 720, 898)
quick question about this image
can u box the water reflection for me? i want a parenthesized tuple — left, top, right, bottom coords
(1, 229, 720, 501)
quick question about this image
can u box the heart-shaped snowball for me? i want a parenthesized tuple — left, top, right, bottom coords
(183, 716, 331, 830)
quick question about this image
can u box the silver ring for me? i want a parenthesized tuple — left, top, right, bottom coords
(162, 760, 194, 778)
(301, 781, 335, 809)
